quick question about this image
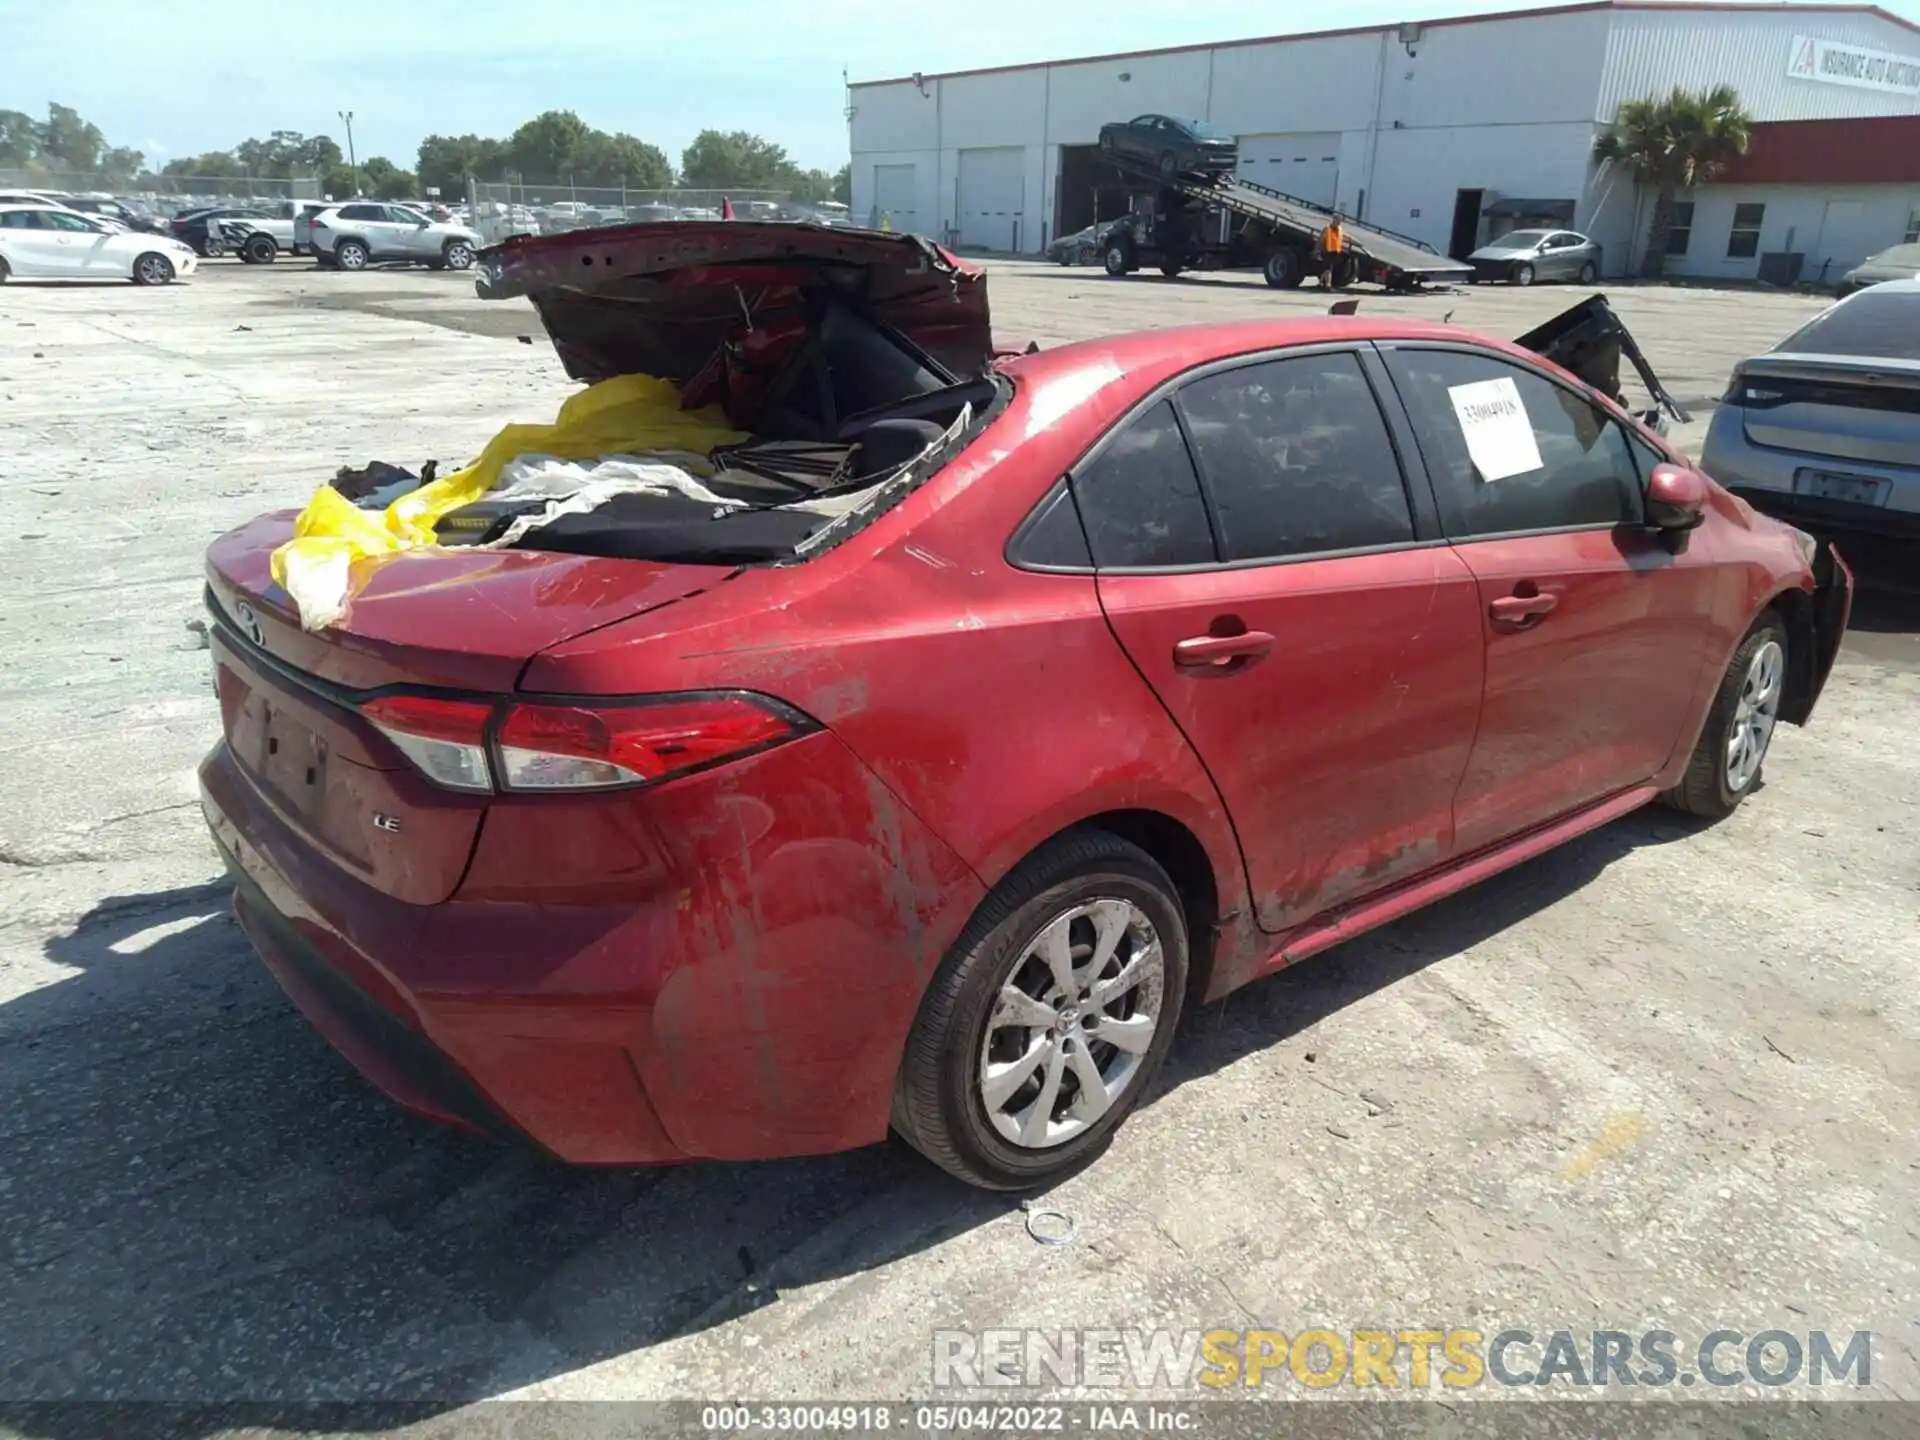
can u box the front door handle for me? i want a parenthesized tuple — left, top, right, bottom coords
(1174, 630, 1275, 669)
(1488, 593, 1558, 626)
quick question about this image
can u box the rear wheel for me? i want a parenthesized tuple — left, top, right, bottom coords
(1512, 261, 1535, 286)
(893, 830, 1189, 1190)
(334, 239, 370, 272)
(1104, 240, 1134, 277)
(131, 252, 175, 286)
(0, 254, 9, 284)
(1158, 152, 1179, 180)
(1262, 249, 1304, 289)
(1662, 616, 1789, 820)
(1577, 259, 1597, 284)
(1331, 253, 1358, 288)
(243, 233, 277, 264)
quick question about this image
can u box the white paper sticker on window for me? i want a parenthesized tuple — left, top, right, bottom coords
(1448, 377, 1543, 481)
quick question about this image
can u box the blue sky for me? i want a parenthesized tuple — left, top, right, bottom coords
(4, 0, 1917, 174)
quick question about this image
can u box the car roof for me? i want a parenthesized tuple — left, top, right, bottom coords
(0, 200, 83, 212)
(1001, 315, 1526, 399)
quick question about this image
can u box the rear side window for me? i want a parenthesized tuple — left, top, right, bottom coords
(1176, 351, 1413, 561)
(339, 203, 384, 222)
(1071, 400, 1216, 568)
(1384, 348, 1638, 537)
(1776, 289, 1920, 361)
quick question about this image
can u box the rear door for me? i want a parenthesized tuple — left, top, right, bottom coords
(1377, 343, 1718, 851)
(1080, 346, 1487, 932)
(335, 202, 397, 256)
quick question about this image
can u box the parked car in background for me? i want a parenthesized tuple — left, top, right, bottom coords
(0, 202, 197, 284)
(64, 196, 161, 232)
(1839, 242, 1920, 293)
(1048, 219, 1125, 265)
(308, 202, 483, 271)
(169, 206, 271, 257)
(1098, 115, 1238, 180)
(1467, 229, 1602, 285)
(1702, 279, 1919, 541)
(200, 224, 1847, 1190)
(218, 199, 333, 262)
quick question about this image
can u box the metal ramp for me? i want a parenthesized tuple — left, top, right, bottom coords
(1139, 161, 1472, 284)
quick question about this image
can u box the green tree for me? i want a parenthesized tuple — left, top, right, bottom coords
(358, 156, 417, 200)
(416, 133, 508, 197)
(0, 109, 37, 167)
(322, 162, 359, 199)
(505, 110, 591, 182)
(680, 129, 794, 190)
(833, 162, 851, 206)
(1593, 84, 1753, 278)
(785, 167, 835, 205)
(570, 130, 672, 189)
(162, 151, 239, 179)
(37, 103, 105, 171)
(100, 146, 145, 184)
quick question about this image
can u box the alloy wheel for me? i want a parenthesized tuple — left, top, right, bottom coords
(1726, 638, 1783, 792)
(445, 242, 474, 270)
(136, 255, 173, 285)
(977, 898, 1166, 1149)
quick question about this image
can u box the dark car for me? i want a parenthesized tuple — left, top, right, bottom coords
(65, 196, 164, 233)
(169, 206, 271, 256)
(1701, 280, 1920, 540)
(201, 225, 1848, 1191)
(1046, 218, 1124, 265)
(1098, 114, 1237, 180)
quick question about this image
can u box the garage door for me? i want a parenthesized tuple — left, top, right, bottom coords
(873, 163, 919, 235)
(957, 147, 1025, 252)
(1236, 132, 1340, 209)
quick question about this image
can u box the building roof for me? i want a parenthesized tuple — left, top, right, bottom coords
(851, 1, 1920, 89)
(1715, 114, 1920, 183)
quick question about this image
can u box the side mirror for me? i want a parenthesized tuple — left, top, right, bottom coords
(1645, 462, 1709, 532)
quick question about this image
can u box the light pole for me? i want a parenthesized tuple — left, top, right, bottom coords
(338, 110, 359, 196)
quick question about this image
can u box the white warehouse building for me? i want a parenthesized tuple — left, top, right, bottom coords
(848, 0, 1920, 281)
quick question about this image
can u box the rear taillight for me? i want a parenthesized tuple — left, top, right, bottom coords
(309, 217, 328, 231)
(361, 694, 494, 792)
(358, 693, 803, 794)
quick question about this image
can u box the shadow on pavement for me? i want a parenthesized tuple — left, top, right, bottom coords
(0, 806, 1697, 1433)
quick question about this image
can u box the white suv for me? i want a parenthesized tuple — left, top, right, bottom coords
(307, 202, 483, 272)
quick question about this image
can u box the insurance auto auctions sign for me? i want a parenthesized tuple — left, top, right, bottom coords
(1787, 34, 1920, 95)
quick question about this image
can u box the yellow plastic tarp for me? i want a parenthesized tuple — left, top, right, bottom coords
(270, 373, 747, 630)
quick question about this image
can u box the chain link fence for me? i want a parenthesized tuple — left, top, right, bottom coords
(0, 170, 322, 218)
(466, 180, 832, 244)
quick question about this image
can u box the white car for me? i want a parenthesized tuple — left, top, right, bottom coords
(0, 202, 198, 284)
(306, 201, 483, 272)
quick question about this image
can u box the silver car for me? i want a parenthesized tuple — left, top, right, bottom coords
(1840, 241, 1920, 294)
(1700, 279, 1920, 541)
(1467, 228, 1601, 286)
(307, 202, 482, 272)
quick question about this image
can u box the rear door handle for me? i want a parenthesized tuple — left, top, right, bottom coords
(1488, 593, 1558, 625)
(1174, 631, 1275, 669)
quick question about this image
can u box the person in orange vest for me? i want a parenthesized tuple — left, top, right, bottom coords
(1319, 213, 1347, 289)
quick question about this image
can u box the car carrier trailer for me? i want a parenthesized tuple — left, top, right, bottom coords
(1094, 157, 1472, 291)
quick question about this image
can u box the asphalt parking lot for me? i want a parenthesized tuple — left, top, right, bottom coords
(1, 257, 1915, 1421)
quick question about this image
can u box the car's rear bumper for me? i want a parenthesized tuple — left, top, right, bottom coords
(1703, 405, 1920, 539)
(199, 726, 983, 1166)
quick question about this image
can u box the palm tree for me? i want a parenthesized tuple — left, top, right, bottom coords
(1593, 85, 1754, 279)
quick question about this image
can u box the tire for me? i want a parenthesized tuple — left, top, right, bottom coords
(0, 254, 9, 285)
(243, 234, 277, 264)
(1262, 249, 1304, 289)
(1100, 133, 1116, 157)
(893, 829, 1189, 1190)
(194, 237, 214, 258)
(1577, 260, 1597, 284)
(131, 252, 175, 286)
(1331, 253, 1358, 289)
(1103, 241, 1133, 277)
(1512, 261, 1535, 286)
(1159, 262, 1184, 278)
(1661, 615, 1789, 820)
(1158, 153, 1179, 180)
(334, 239, 370, 272)
(442, 239, 475, 270)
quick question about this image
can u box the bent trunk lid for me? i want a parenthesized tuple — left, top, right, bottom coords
(1515, 295, 1691, 427)
(206, 512, 731, 902)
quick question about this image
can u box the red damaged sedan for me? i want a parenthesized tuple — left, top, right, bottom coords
(201, 224, 1849, 1190)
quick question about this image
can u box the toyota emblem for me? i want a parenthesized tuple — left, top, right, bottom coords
(233, 599, 265, 648)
